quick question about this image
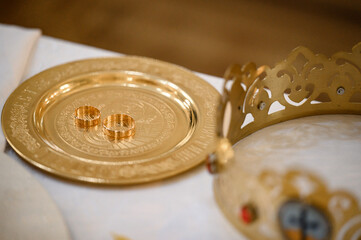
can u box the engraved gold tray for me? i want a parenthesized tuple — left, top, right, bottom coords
(2, 57, 219, 184)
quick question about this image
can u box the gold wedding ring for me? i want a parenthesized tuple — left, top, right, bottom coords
(103, 114, 135, 139)
(74, 106, 101, 128)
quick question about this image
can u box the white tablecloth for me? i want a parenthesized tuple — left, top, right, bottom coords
(4, 36, 241, 240)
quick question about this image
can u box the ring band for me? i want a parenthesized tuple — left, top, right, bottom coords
(103, 114, 135, 139)
(74, 106, 101, 128)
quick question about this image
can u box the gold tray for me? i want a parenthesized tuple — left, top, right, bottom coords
(2, 57, 219, 184)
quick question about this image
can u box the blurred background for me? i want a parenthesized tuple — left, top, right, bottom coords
(1, 0, 360, 77)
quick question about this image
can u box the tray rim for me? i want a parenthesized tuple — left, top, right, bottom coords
(2, 56, 220, 184)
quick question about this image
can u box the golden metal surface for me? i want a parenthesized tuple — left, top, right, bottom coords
(221, 42, 361, 144)
(212, 43, 361, 239)
(74, 106, 101, 128)
(102, 114, 135, 139)
(215, 167, 361, 240)
(1, 57, 219, 184)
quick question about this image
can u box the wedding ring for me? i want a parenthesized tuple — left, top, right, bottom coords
(74, 106, 101, 128)
(103, 114, 135, 139)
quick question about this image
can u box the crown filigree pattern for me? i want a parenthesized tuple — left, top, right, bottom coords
(211, 43, 361, 240)
(215, 168, 361, 240)
(222, 43, 361, 144)
(259, 170, 361, 240)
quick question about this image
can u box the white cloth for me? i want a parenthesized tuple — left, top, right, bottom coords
(0, 152, 71, 240)
(0, 24, 41, 151)
(1, 26, 240, 240)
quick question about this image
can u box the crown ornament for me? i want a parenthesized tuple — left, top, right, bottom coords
(207, 43, 361, 240)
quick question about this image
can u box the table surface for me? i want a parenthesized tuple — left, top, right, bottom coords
(4, 36, 242, 240)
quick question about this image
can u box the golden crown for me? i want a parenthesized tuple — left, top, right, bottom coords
(207, 43, 361, 240)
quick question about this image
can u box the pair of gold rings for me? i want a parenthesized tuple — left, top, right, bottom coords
(74, 106, 135, 139)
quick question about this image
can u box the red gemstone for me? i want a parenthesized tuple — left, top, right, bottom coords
(206, 154, 217, 174)
(206, 160, 213, 173)
(240, 204, 257, 224)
